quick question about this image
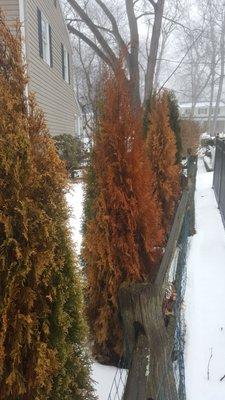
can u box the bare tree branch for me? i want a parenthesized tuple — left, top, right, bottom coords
(68, 24, 113, 67)
(137, 11, 193, 32)
(94, 0, 127, 51)
(157, 30, 204, 94)
(67, 0, 118, 67)
(67, 18, 113, 34)
(94, 0, 132, 73)
(148, 0, 157, 10)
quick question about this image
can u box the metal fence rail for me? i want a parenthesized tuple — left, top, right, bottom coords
(213, 138, 225, 227)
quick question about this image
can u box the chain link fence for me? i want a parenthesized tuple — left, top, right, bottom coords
(213, 137, 225, 227)
(107, 359, 128, 400)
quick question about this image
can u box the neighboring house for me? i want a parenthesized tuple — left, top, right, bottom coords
(179, 101, 225, 134)
(0, 0, 82, 137)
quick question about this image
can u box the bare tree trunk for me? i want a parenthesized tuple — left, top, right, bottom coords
(208, 14, 216, 135)
(154, 32, 167, 89)
(144, 0, 165, 102)
(125, 0, 141, 107)
(212, 8, 225, 136)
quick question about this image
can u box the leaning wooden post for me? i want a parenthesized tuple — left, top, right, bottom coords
(119, 190, 190, 399)
(187, 156, 198, 236)
(119, 283, 178, 400)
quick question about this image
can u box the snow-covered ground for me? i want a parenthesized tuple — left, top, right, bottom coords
(185, 159, 225, 400)
(66, 183, 119, 399)
(66, 183, 84, 255)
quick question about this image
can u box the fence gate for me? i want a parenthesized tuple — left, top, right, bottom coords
(213, 138, 225, 227)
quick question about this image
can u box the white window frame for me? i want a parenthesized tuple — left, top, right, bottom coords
(62, 46, 70, 83)
(75, 116, 81, 136)
(64, 49, 69, 83)
(41, 15, 51, 66)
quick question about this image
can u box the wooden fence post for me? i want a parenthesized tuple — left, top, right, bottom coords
(187, 156, 197, 236)
(119, 283, 178, 400)
(119, 159, 198, 399)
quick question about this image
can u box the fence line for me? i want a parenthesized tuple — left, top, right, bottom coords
(213, 138, 225, 227)
(115, 157, 197, 400)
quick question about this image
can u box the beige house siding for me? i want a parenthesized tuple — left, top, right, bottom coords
(1, 0, 80, 137)
(0, 0, 19, 29)
(25, 0, 79, 137)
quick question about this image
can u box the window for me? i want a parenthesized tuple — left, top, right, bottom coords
(198, 107, 208, 115)
(75, 116, 82, 136)
(61, 44, 70, 83)
(37, 8, 53, 67)
(42, 17, 50, 64)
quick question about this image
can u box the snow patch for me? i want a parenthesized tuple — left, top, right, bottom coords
(92, 362, 127, 400)
(184, 160, 225, 400)
(66, 182, 84, 254)
(66, 183, 127, 399)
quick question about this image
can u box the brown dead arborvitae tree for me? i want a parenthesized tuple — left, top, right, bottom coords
(83, 69, 164, 365)
(0, 15, 93, 400)
(147, 91, 181, 234)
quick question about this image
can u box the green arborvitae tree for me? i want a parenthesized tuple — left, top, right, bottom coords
(0, 14, 93, 400)
(146, 91, 181, 234)
(53, 134, 85, 178)
(82, 150, 98, 235)
(28, 101, 94, 400)
(166, 90, 182, 163)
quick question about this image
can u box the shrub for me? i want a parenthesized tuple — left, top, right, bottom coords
(0, 14, 93, 399)
(53, 134, 85, 178)
(146, 91, 181, 233)
(83, 69, 164, 364)
(166, 90, 182, 163)
(180, 119, 200, 157)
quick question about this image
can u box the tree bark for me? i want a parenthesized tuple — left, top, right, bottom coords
(125, 0, 141, 107)
(212, 9, 225, 136)
(145, 0, 165, 102)
(154, 31, 167, 89)
(207, 12, 216, 135)
(67, 0, 141, 108)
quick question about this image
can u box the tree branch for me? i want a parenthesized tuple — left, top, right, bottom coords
(137, 11, 194, 32)
(94, 0, 127, 50)
(148, 0, 156, 10)
(94, 0, 132, 73)
(68, 24, 113, 68)
(67, 18, 113, 34)
(157, 30, 204, 93)
(67, 0, 118, 67)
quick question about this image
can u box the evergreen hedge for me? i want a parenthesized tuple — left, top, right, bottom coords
(0, 14, 93, 399)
